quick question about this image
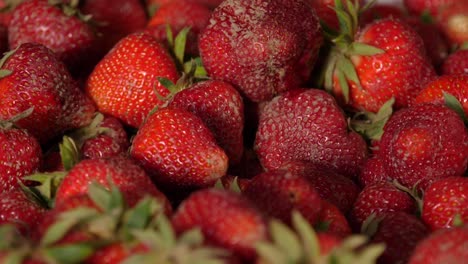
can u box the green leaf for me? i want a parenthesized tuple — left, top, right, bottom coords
(292, 211, 320, 261)
(174, 27, 191, 65)
(0, 46, 19, 69)
(3, 250, 29, 264)
(356, 243, 386, 262)
(166, 24, 174, 48)
(336, 68, 350, 103)
(44, 243, 95, 264)
(124, 197, 154, 231)
(269, 219, 302, 262)
(178, 228, 204, 246)
(444, 92, 468, 125)
(348, 42, 385, 56)
(0, 69, 11, 78)
(155, 214, 176, 248)
(59, 136, 80, 171)
(337, 56, 361, 89)
(88, 181, 112, 211)
(255, 242, 287, 264)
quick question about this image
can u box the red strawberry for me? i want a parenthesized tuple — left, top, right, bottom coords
(85, 32, 179, 128)
(316, 200, 352, 238)
(403, 0, 457, 16)
(442, 48, 468, 75)
(421, 176, 468, 230)
(254, 88, 368, 179)
(359, 3, 405, 26)
(369, 212, 429, 264)
(309, 0, 365, 30)
(378, 104, 468, 189)
(147, 0, 224, 10)
(130, 108, 228, 195)
(8, 0, 97, 73)
(413, 74, 468, 117)
(171, 188, 267, 260)
(199, 0, 323, 102)
(435, 1, 468, 47)
(85, 242, 148, 264)
(0, 43, 95, 144)
(168, 80, 244, 165)
(145, 0, 211, 56)
(242, 168, 323, 226)
(350, 181, 416, 227)
(358, 156, 390, 187)
(316, 232, 343, 255)
(408, 225, 468, 264)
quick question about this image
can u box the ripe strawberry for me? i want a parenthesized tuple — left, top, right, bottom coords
(85, 32, 179, 128)
(8, 0, 97, 73)
(403, 0, 456, 16)
(435, 1, 468, 47)
(378, 104, 468, 189)
(316, 200, 352, 238)
(242, 168, 323, 226)
(350, 181, 416, 227)
(369, 212, 429, 264)
(358, 156, 390, 187)
(441, 48, 468, 75)
(421, 176, 468, 230)
(130, 108, 228, 195)
(0, 43, 95, 144)
(145, 0, 211, 56)
(54, 155, 171, 211)
(413, 74, 468, 117)
(199, 0, 323, 102)
(168, 80, 244, 165)
(359, 3, 405, 26)
(254, 88, 368, 179)
(147, 0, 224, 10)
(171, 188, 267, 260)
(309, 0, 365, 30)
(86, 242, 149, 264)
(408, 225, 468, 264)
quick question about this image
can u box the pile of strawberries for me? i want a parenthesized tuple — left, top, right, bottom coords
(0, 0, 467, 263)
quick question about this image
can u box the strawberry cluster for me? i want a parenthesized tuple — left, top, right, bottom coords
(0, 0, 467, 263)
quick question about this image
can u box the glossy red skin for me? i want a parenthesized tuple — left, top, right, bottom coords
(350, 181, 416, 227)
(413, 74, 468, 117)
(403, 0, 456, 16)
(408, 226, 468, 264)
(0, 128, 42, 192)
(316, 200, 352, 238)
(8, 0, 96, 72)
(371, 212, 429, 264)
(145, 0, 211, 56)
(334, 18, 436, 113)
(54, 155, 171, 212)
(199, 0, 323, 102)
(379, 104, 468, 189)
(422, 176, 468, 230)
(436, 1, 468, 46)
(0, 43, 95, 144)
(242, 168, 323, 226)
(171, 189, 267, 260)
(0, 190, 46, 235)
(86, 32, 179, 128)
(358, 156, 390, 187)
(442, 49, 468, 75)
(168, 80, 244, 165)
(255, 88, 368, 179)
(130, 108, 228, 193)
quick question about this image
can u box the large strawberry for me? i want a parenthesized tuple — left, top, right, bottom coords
(130, 108, 228, 195)
(199, 0, 323, 102)
(0, 43, 95, 144)
(254, 88, 368, 179)
(86, 32, 179, 128)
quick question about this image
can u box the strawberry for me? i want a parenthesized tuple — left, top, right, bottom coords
(316, 200, 352, 238)
(147, 0, 224, 10)
(254, 88, 368, 179)
(435, 1, 468, 47)
(358, 156, 390, 187)
(441, 48, 468, 75)
(85, 242, 149, 264)
(421, 176, 468, 230)
(403, 0, 456, 16)
(408, 225, 468, 264)
(0, 43, 95, 144)
(378, 103, 468, 189)
(130, 108, 228, 195)
(309, 0, 365, 30)
(171, 188, 267, 260)
(167, 80, 244, 165)
(85, 32, 179, 128)
(8, 0, 98, 74)
(413, 74, 468, 117)
(145, 0, 211, 56)
(350, 181, 416, 228)
(368, 212, 429, 264)
(199, 0, 323, 102)
(359, 3, 405, 26)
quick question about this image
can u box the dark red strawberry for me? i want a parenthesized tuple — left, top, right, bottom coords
(408, 225, 468, 264)
(130, 108, 228, 195)
(85, 32, 179, 128)
(316, 200, 352, 238)
(403, 0, 457, 16)
(421, 176, 467, 230)
(309, 0, 365, 30)
(255, 88, 368, 179)
(0, 43, 95, 144)
(358, 156, 390, 187)
(441, 48, 468, 75)
(199, 0, 323, 102)
(171, 188, 267, 261)
(168, 80, 244, 165)
(435, 1, 468, 47)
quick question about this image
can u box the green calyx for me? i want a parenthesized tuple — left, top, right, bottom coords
(444, 92, 468, 126)
(0, 224, 32, 264)
(48, 0, 93, 22)
(0, 107, 34, 130)
(350, 97, 395, 141)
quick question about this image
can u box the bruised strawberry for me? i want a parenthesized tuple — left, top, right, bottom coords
(86, 32, 179, 128)
(199, 0, 323, 102)
(0, 43, 95, 144)
(441, 48, 468, 75)
(255, 88, 368, 179)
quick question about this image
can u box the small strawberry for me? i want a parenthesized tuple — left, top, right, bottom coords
(403, 0, 457, 16)
(130, 108, 228, 195)
(0, 43, 95, 144)
(254, 88, 368, 180)
(85, 32, 179, 128)
(171, 188, 267, 261)
(421, 176, 467, 230)
(441, 48, 468, 75)
(408, 225, 468, 264)
(199, 0, 323, 102)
